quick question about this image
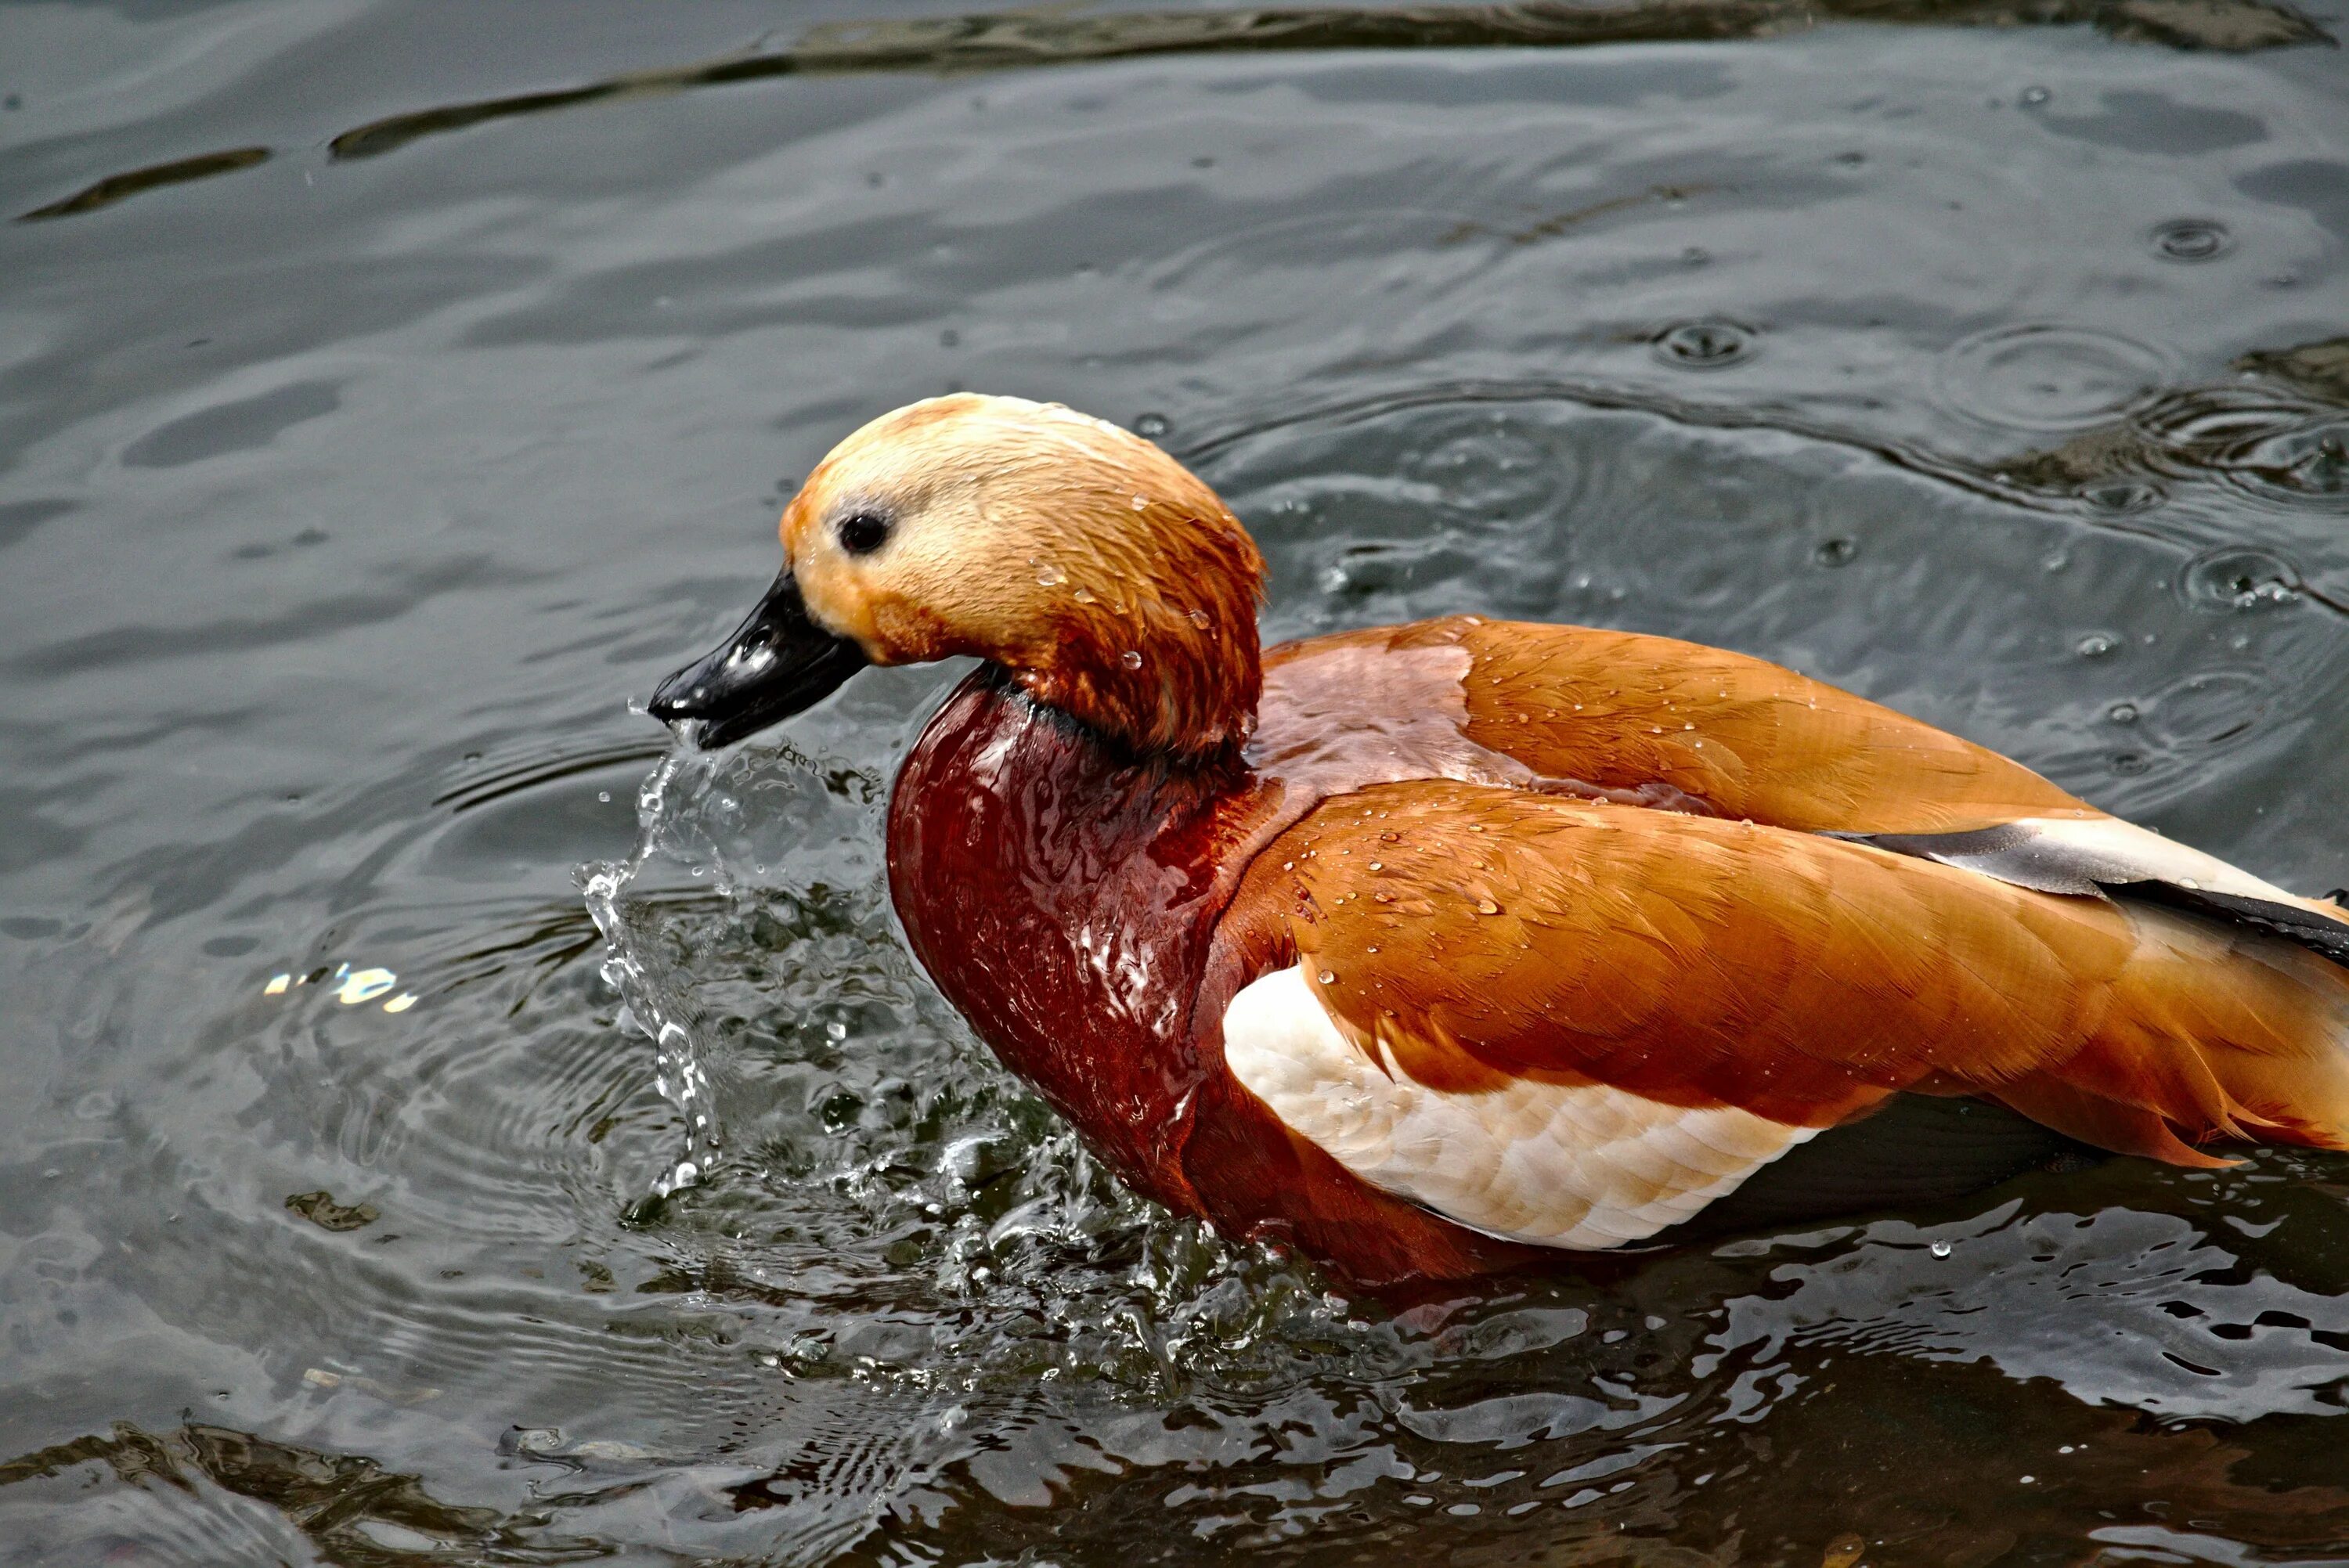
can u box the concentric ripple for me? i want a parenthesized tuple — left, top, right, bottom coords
(1937, 325, 2176, 432)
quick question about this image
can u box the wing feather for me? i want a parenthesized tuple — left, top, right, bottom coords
(1277, 621, 2349, 967)
(1218, 780, 2349, 1249)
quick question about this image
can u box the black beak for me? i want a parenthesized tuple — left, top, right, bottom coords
(648, 571, 868, 748)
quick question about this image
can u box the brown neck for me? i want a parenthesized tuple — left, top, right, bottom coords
(1011, 609, 1261, 762)
(1004, 503, 1266, 759)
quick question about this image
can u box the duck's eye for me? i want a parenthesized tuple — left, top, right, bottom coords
(837, 511, 892, 557)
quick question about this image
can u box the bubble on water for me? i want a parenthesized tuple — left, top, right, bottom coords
(2076, 633, 2119, 658)
(2181, 546, 2301, 613)
(2019, 85, 2051, 106)
(1133, 412, 1171, 438)
(2149, 218, 2232, 263)
(1813, 536, 1858, 568)
(1930, 1240, 1953, 1259)
(2107, 701, 2139, 725)
(1937, 324, 2172, 431)
(1651, 319, 1756, 371)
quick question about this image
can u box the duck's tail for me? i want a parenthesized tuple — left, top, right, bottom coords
(1990, 899, 2349, 1166)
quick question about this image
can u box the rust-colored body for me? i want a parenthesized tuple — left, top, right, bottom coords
(887, 617, 2349, 1288)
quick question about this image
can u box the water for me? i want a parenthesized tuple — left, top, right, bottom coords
(5, 2, 2349, 1562)
(579, 733, 726, 1199)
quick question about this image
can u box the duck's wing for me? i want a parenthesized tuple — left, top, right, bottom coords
(1269, 619, 2349, 963)
(1215, 779, 2349, 1251)
(1431, 617, 2093, 834)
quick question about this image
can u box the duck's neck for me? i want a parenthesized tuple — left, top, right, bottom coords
(994, 491, 1267, 760)
(1009, 610, 1261, 762)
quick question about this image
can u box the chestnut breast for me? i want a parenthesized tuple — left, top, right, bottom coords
(885, 635, 1554, 1281)
(886, 669, 1253, 1217)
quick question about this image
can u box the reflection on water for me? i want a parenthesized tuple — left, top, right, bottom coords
(0, 1421, 593, 1565)
(316, 0, 2335, 164)
(13, 0, 2335, 216)
(14, 145, 268, 222)
(15, 1170, 2349, 1563)
(5, 0, 2349, 1560)
(2004, 347, 2349, 521)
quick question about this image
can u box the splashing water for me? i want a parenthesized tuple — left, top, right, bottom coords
(565, 715, 1389, 1399)
(578, 726, 731, 1198)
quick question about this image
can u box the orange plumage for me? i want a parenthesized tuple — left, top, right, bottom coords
(1240, 780, 2349, 1166)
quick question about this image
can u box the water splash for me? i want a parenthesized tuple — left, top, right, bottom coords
(578, 728, 729, 1199)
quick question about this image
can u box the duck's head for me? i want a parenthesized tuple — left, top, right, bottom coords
(649, 394, 1265, 759)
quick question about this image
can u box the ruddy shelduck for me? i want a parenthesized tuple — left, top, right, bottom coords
(651, 394, 2349, 1289)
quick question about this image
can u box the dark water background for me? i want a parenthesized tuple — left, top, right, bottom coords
(6, 2, 2349, 1563)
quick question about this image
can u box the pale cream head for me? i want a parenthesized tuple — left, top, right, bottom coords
(780, 394, 1266, 757)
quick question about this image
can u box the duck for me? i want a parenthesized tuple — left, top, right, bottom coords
(649, 392, 2349, 1290)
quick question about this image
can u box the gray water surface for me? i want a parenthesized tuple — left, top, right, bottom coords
(6, 3, 2349, 1563)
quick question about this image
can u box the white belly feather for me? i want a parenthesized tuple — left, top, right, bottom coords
(1221, 964, 1816, 1250)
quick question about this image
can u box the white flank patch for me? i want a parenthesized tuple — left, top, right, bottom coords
(1221, 965, 1816, 1250)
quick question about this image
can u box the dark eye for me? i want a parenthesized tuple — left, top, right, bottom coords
(837, 511, 891, 557)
